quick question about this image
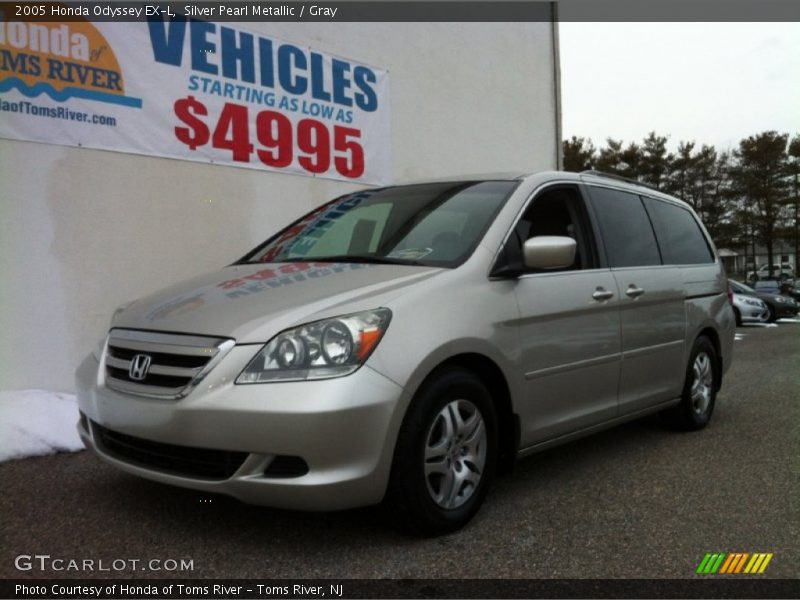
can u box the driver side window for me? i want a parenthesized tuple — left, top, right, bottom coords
(514, 186, 596, 272)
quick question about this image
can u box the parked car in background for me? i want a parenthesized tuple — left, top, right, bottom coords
(779, 280, 800, 303)
(730, 286, 769, 326)
(753, 279, 800, 303)
(730, 280, 798, 323)
(747, 263, 794, 282)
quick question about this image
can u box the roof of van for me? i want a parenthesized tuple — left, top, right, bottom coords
(397, 170, 664, 189)
(395, 172, 529, 183)
(392, 170, 691, 208)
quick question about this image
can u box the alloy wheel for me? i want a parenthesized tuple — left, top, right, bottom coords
(690, 352, 714, 415)
(424, 399, 487, 509)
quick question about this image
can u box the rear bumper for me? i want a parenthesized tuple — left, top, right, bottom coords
(75, 347, 405, 511)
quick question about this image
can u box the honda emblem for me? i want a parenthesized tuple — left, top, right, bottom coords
(129, 354, 152, 381)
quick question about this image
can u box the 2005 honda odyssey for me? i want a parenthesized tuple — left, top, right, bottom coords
(76, 170, 735, 533)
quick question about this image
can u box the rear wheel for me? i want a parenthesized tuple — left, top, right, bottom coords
(733, 307, 742, 327)
(663, 336, 718, 430)
(387, 368, 497, 535)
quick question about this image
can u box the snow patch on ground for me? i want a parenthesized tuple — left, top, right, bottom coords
(0, 390, 84, 462)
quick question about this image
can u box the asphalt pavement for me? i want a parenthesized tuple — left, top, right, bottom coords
(2, 322, 798, 580)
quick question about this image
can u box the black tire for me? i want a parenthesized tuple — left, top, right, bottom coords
(733, 307, 742, 327)
(663, 336, 718, 431)
(767, 305, 778, 323)
(387, 367, 497, 535)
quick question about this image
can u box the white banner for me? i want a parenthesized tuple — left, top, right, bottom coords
(0, 16, 392, 184)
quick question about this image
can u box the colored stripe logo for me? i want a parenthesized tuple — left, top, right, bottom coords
(697, 552, 773, 574)
(0, 78, 143, 108)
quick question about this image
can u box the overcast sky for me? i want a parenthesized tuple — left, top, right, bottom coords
(559, 22, 800, 153)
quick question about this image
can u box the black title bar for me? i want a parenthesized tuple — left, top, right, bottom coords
(1, 1, 799, 22)
(4, 579, 800, 599)
(2, 1, 552, 22)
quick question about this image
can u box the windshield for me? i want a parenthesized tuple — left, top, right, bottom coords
(731, 280, 755, 294)
(240, 181, 518, 268)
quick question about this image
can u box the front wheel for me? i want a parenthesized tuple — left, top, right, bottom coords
(767, 305, 778, 323)
(387, 368, 497, 535)
(663, 336, 718, 430)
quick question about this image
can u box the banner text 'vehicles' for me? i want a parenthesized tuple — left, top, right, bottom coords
(148, 19, 378, 112)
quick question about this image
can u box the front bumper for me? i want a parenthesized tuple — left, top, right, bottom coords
(774, 302, 799, 319)
(740, 306, 769, 323)
(75, 346, 405, 511)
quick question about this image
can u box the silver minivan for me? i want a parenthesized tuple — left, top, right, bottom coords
(76, 171, 735, 533)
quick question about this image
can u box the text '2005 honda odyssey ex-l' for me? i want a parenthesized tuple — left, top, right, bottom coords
(76, 170, 735, 534)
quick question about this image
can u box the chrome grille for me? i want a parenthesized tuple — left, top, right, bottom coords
(104, 329, 234, 399)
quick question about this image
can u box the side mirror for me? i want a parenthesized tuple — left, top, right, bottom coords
(522, 236, 577, 270)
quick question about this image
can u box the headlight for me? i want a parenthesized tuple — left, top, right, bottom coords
(236, 308, 391, 383)
(774, 296, 787, 304)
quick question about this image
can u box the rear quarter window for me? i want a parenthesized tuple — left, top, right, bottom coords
(643, 197, 714, 265)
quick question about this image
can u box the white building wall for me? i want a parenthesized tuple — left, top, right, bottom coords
(0, 21, 560, 392)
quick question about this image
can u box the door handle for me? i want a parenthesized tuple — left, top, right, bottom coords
(592, 288, 614, 301)
(626, 285, 645, 298)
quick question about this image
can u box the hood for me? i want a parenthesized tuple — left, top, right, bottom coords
(113, 262, 443, 343)
(733, 293, 764, 306)
(758, 291, 797, 304)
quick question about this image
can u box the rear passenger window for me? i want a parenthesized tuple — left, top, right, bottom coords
(643, 197, 714, 265)
(586, 186, 661, 268)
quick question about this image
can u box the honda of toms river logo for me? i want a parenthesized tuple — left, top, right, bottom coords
(0, 14, 142, 108)
(697, 552, 773, 574)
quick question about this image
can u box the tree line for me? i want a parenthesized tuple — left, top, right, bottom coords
(563, 131, 800, 275)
